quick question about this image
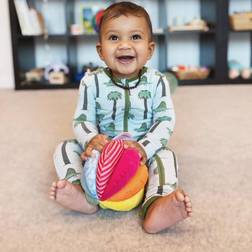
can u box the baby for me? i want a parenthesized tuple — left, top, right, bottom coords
(49, 1, 192, 234)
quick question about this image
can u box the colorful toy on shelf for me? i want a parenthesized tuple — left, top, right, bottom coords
(83, 7, 94, 33)
(71, 7, 104, 35)
(93, 9, 104, 32)
(44, 63, 69, 84)
(241, 68, 252, 79)
(82, 2, 107, 34)
(228, 60, 242, 79)
(228, 60, 252, 79)
(81, 133, 148, 211)
(25, 67, 44, 82)
(171, 65, 210, 80)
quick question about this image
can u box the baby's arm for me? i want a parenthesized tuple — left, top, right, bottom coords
(73, 74, 99, 150)
(137, 75, 175, 160)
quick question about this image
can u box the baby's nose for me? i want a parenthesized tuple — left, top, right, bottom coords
(118, 40, 131, 50)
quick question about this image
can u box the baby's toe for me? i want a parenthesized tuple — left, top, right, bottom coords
(49, 190, 56, 200)
(49, 195, 55, 200)
(185, 201, 192, 208)
(50, 184, 56, 191)
(184, 195, 191, 203)
(186, 204, 192, 215)
(56, 180, 67, 189)
(186, 205, 192, 211)
(53, 181, 58, 187)
(175, 190, 185, 202)
(49, 182, 58, 199)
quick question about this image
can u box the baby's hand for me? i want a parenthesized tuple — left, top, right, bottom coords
(123, 140, 147, 165)
(81, 134, 110, 161)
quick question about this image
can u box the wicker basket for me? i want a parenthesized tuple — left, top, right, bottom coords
(230, 12, 252, 31)
(175, 68, 210, 80)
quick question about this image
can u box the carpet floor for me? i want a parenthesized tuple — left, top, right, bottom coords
(0, 85, 251, 252)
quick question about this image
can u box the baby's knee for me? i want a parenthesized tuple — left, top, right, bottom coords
(54, 139, 82, 159)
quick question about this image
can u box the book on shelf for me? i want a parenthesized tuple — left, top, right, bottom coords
(80, 2, 108, 34)
(14, 0, 45, 36)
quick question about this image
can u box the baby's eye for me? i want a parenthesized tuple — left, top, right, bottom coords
(108, 35, 119, 41)
(132, 34, 142, 40)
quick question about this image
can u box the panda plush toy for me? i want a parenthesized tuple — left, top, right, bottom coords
(44, 63, 69, 84)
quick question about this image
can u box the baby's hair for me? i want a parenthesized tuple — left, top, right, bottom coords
(98, 1, 153, 41)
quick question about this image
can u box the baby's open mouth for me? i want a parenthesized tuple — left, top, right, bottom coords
(117, 55, 135, 64)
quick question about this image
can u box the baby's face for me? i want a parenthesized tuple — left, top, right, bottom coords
(97, 15, 155, 79)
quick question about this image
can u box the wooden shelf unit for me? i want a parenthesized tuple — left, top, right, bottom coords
(9, 0, 252, 90)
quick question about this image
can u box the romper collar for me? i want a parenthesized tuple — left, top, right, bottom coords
(104, 67, 147, 88)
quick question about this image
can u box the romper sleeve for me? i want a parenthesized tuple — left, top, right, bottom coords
(72, 73, 99, 149)
(137, 75, 175, 160)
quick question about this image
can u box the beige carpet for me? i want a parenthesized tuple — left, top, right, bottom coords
(0, 85, 251, 252)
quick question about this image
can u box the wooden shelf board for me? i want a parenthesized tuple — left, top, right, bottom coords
(16, 82, 79, 90)
(168, 28, 215, 35)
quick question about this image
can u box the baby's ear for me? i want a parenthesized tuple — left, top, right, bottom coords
(148, 41, 155, 59)
(96, 43, 104, 60)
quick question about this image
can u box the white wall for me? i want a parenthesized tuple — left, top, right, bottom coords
(0, 1, 14, 89)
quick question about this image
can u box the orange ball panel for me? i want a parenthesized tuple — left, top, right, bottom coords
(107, 164, 148, 202)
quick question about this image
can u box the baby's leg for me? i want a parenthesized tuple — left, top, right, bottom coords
(49, 140, 98, 214)
(142, 149, 192, 233)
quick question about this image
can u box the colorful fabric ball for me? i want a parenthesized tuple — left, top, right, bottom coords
(81, 139, 148, 211)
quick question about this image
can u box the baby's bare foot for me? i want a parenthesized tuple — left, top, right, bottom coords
(143, 189, 192, 234)
(49, 180, 98, 214)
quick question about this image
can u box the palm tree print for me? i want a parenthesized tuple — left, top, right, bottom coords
(96, 101, 101, 110)
(140, 75, 148, 85)
(128, 113, 135, 119)
(64, 168, 80, 180)
(154, 101, 168, 112)
(107, 91, 122, 120)
(160, 138, 168, 147)
(138, 90, 151, 119)
(135, 122, 148, 132)
(104, 80, 114, 86)
(104, 122, 115, 132)
(73, 113, 87, 127)
(97, 113, 105, 122)
(138, 75, 151, 87)
(167, 127, 173, 136)
(157, 116, 172, 122)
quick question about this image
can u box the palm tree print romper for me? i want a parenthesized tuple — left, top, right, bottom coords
(53, 67, 178, 216)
